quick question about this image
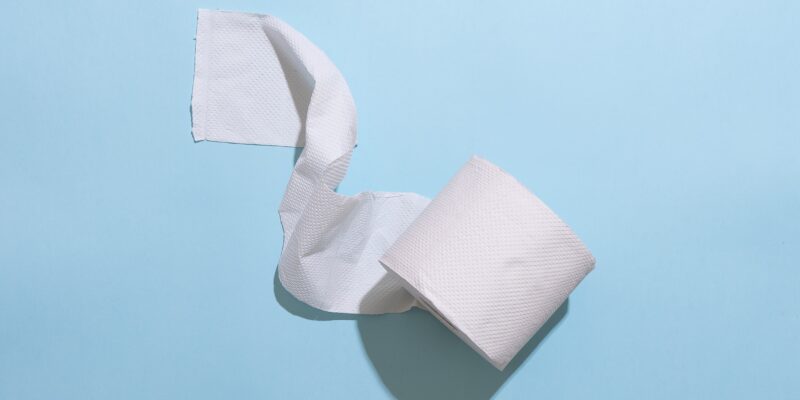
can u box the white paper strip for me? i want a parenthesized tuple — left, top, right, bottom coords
(191, 9, 595, 370)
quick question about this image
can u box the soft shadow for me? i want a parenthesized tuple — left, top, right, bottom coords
(357, 300, 569, 400)
(273, 269, 359, 321)
(262, 24, 313, 148)
(273, 270, 569, 398)
(293, 146, 303, 165)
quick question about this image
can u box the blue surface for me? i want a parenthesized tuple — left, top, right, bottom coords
(1, 1, 798, 398)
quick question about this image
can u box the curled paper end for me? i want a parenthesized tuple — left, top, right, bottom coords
(191, 9, 595, 370)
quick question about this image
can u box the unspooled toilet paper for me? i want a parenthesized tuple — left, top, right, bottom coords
(191, 9, 595, 370)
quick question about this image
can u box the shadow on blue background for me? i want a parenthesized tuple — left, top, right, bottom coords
(274, 270, 568, 399)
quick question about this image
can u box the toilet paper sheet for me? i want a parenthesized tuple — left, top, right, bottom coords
(191, 9, 595, 370)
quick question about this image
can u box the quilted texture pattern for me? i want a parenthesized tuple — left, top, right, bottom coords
(193, 10, 430, 314)
(380, 157, 595, 369)
(191, 9, 595, 369)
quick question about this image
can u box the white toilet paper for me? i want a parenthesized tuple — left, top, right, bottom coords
(380, 156, 595, 369)
(191, 9, 595, 370)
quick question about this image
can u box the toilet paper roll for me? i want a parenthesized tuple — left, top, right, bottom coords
(380, 156, 595, 370)
(191, 9, 595, 370)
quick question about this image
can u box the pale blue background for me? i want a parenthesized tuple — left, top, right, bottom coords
(1, 0, 798, 399)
